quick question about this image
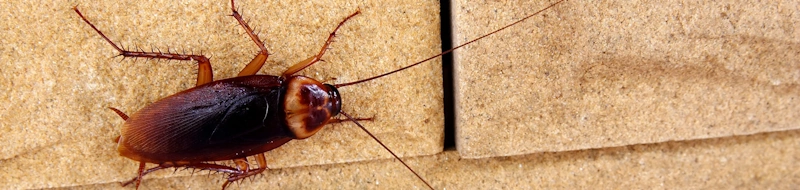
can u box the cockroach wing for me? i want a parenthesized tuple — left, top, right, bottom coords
(118, 75, 294, 163)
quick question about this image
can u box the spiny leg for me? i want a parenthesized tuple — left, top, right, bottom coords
(73, 6, 213, 86)
(281, 10, 361, 78)
(131, 162, 146, 189)
(232, 158, 251, 173)
(222, 154, 269, 190)
(121, 161, 245, 188)
(328, 117, 373, 124)
(230, 0, 270, 76)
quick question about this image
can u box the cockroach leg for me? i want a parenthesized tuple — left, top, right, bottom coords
(280, 10, 361, 78)
(177, 163, 244, 174)
(73, 7, 214, 86)
(328, 117, 373, 124)
(121, 161, 245, 188)
(222, 154, 269, 190)
(232, 158, 250, 172)
(230, 0, 270, 77)
(128, 161, 146, 188)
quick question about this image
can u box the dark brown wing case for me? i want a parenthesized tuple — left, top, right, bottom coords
(118, 75, 294, 163)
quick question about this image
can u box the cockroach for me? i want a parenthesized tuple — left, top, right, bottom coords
(74, 0, 566, 189)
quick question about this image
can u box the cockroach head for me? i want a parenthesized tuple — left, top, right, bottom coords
(283, 76, 343, 139)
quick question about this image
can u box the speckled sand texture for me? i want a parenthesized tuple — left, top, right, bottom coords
(453, 0, 800, 158)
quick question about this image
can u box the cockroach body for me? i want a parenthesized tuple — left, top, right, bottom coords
(75, 1, 382, 188)
(75, 0, 566, 189)
(116, 75, 338, 163)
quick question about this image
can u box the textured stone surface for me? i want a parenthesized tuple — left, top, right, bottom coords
(3, 0, 799, 189)
(452, 0, 800, 158)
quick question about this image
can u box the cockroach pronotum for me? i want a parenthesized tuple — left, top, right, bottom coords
(74, 0, 566, 189)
